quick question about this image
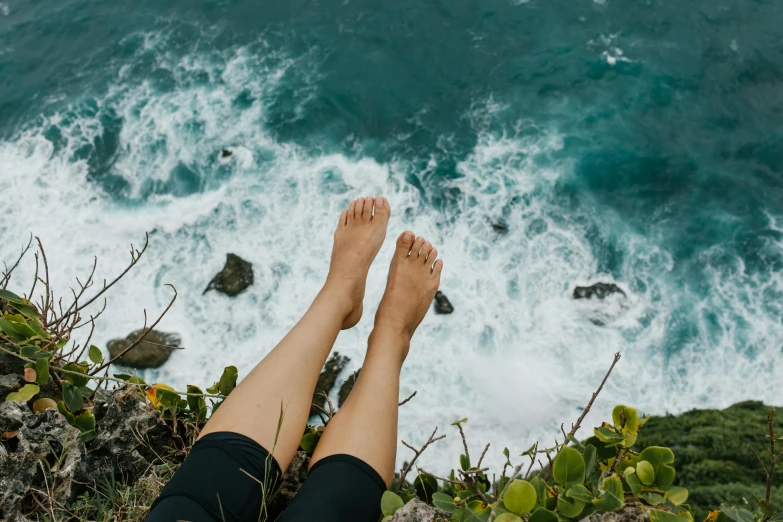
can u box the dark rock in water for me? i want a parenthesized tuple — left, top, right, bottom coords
(338, 369, 361, 407)
(0, 386, 175, 520)
(267, 450, 310, 518)
(491, 220, 508, 233)
(221, 148, 233, 158)
(107, 329, 181, 369)
(433, 291, 454, 314)
(204, 253, 254, 296)
(573, 282, 626, 300)
(311, 352, 349, 417)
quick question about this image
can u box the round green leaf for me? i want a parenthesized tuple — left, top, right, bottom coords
(557, 495, 586, 518)
(381, 491, 404, 517)
(33, 397, 57, 413)
(505, 479, 538, 515)
(432, 492, 457, 513)
(612, 405, 640, 446)
(636, 460, 655, 486)
(528, 508, 558, 522)
(566, 484, 594, 503)
(592, 475, 625, 512)
(552, 446, 586, 487)
(414, 473, 438, 503)
(62, 382, 84, 412)
(496, 515, 524, 522)
(638, 447, 676, 486)
(218, 366, 239, 395)
(663, 486, 689, 506)
(299, 432, 318, 454)
(5, 383, 40, 402)
(35, 357, 50, 386)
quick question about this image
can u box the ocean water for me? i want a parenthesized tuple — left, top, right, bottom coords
(2, 0, 783, 473)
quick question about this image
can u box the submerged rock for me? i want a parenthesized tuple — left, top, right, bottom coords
(310, 353, 349, 417)
(338, 369, 361, 407)
(572, 282, 626, 300)
(106, 329, 181, 369)
(204, 253, 254, 296)
(221, 148, 233, 158)
(491, 220, 508, 233)
(433, 291, 454, 314)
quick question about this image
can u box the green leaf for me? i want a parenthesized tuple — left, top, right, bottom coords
(649, 509, 694, 522)
(556, 495, 585, 518)
(583, 444, 598, 482)
(636, 460, 655, 486)
(5, 383, 39, 402)
(20, 346, 53, 359)
(414, 473, 437, 503)
(566, 484, 594, 503)
(460, 453, 471, 471)
(552, 446, 585, 487)
(299, 432, 318, 455)
(503, 447, 511, 462)
(0, 288, 26, 304)
(638, 447, 676, 487)
(62, 382, 84, 412)
(639, 491, 667, 506)
(6, 314, 44, 339)
(186, 385, 207, 419)
(218, 366, 238, 395)
(57, 400, 75, 423)
(521, 443, 537, 457)
(380, 491, 404, 517)
(88, 345, 103, 364)
(451, 417, 468, 426)
(530, 476, 548, 509)
(463, 500, 491, 522)
(0, 317, 25, 339)
(74, 410, 96, 441)
(528, 508, 558, 522)
(62, 362, 89, 387)
(495, 515, 524, 522)
(594, 426, 625, 446)
(612, 405, 640, 446)
(663, 486, 689, 506)
(156, 388, 181, 410)
(35, 357, 50, 385)
(592, 475, 625, 512)
(720, 507, 754, 522)
(505, 479, 537, 515)
(432, 492, 457, 513)
(623, 468, 644, 496)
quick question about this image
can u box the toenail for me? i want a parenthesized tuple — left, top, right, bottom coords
(402, 231, 414, 242)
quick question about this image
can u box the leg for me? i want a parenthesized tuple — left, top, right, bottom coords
(309, 231, 443, 485)
(198, 196, 391, 471)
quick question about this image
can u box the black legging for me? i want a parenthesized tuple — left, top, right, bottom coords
(146, 432, 385, 522)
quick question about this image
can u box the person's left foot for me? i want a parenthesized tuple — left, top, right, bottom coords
(325, 196, 391, 329)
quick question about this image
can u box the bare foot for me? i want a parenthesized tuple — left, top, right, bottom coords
(325, 196, 391, 329)
(374, 231, 443, 348)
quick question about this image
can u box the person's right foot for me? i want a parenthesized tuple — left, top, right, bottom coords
(374, 231, 443, 344)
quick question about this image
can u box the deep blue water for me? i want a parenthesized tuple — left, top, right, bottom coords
(2, 0, 783, 469)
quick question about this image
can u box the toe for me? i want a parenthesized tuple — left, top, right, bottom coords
(336, 209, 348, 229)
(347, 199, 357, 222)
(372, 196, 391, 223)
(426, 247, 438, 266)
(411, 236, 426, 259)
(354, 197, 365, 221)
(362, 196, 374, 223)
(432, 258, 444, 278)
(396, 231, 415, 257)
(420, 242, 433, 263)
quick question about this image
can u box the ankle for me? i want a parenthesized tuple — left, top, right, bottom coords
(317, 283, 354, 318)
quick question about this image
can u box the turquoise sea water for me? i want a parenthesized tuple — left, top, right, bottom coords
(2, 0, 783, 471)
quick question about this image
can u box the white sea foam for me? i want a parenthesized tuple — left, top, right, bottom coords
(2, 30, 783, 475)
(0, 3, 9, 17)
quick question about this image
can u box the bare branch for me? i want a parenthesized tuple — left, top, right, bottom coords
(399, 390, 417, 407)
(1, 234, 33, 289)
(477, 443, 490, 469)
(396, 427, 447, 494)
(90, 283, 177, 374)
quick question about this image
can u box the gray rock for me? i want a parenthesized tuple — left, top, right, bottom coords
(221, 148, 233, 158)
(491, 220, 508, 233)
(0, 373, 21, 395)
(338, 369, 361, 407)
(573, 282, 626, 300)
(268, 450, 310, 516)
(433, 291, 454, 314)
(389, 498, 450, 522)
(107, 329, 181, 369)
(204, 253, 254, 296)
(310, 353, 349, 417)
